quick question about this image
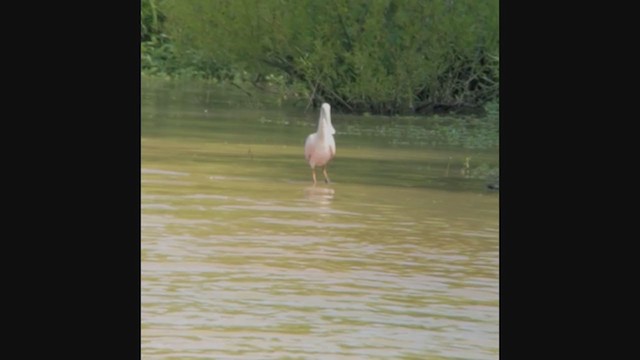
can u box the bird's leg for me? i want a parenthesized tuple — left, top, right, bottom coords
(323, 165, 330, 184)
(311, 168, 317, 185)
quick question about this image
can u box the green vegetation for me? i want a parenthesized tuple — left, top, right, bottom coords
(141, 0, 498, 116)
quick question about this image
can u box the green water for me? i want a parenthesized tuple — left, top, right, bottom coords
(142, 79, 499, 359)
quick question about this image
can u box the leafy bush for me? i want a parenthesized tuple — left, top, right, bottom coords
(158, 0, 499, 115)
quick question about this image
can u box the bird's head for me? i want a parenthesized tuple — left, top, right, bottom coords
(320, 103, 335, 135)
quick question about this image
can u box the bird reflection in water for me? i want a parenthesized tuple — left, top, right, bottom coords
(303, 186, 335, 205)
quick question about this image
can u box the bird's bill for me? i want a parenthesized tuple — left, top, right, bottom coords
(321, 103, 336, 135)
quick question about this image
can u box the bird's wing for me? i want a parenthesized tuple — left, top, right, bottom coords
(304, 134, 315, 161)
(328, 136, 336, 158)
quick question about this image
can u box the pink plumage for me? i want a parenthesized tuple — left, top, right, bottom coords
(304, 103, 336, 184)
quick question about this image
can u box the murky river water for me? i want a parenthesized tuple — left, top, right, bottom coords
(141, 79, 499, 359)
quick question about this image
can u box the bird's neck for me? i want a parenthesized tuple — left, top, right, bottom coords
(316, 124, 326, 138)
(316, 118, 331, 138)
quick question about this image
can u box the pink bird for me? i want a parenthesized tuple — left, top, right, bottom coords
(304, 103, 336, 185)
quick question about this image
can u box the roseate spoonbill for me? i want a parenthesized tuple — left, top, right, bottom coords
(304, 103, 336, 185)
